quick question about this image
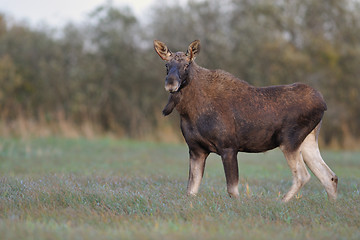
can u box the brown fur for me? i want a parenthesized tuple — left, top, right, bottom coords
(155, 40, 336, 201)
(166, 62, 326, 153)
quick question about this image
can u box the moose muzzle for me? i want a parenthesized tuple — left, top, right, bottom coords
(165, 68, 181, 93)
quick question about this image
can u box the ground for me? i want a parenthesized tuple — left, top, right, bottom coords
(0, 138, 359, 239)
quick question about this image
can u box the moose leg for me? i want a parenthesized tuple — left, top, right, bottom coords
(301, 127, 338, 201)
(186, 149, 209, 196)
(281, 147, 311, 202)
(221, 149, 239, 198)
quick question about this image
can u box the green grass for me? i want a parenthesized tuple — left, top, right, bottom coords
(0, 137, 359, 239)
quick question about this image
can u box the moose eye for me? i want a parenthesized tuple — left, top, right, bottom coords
(165, 63, 169, 74)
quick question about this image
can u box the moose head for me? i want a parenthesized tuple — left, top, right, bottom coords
(154, 40, 200, 93)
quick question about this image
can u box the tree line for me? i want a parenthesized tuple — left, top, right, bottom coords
(0, 0, 359, 147)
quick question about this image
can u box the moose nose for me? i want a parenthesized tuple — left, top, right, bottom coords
(165, 74, 180, 92)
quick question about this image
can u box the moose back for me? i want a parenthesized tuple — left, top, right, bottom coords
(154, 40, 338, 202)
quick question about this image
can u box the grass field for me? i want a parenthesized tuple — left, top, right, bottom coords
(0, 137, 359, 239)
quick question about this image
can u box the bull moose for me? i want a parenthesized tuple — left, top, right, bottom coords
(154, 39, 338, 202)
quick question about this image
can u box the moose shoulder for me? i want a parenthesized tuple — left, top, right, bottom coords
(154, 40, 338, 202)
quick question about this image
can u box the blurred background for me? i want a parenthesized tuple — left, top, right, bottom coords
(0, 0, 359, 148)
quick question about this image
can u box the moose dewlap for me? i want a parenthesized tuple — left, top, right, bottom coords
(154, 40, 338, 202)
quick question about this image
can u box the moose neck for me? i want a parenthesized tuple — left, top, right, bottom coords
(181, 61, 203, 90)
(174, 62, 207, 116)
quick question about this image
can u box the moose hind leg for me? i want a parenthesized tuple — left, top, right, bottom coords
(301, 129, 338, 201)
(187, 149, 209, 196)
(221, 149, 239, 198)
(281, 147, 311, 202)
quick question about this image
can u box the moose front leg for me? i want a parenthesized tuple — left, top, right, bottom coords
(221, 149, 239, 198)
(186, 149, 209, 196)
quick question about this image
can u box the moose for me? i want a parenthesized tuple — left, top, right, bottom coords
(154, 40, 338, 202)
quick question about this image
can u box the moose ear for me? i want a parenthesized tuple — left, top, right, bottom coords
(186, 40, 200, 62)
(154, 40, 173, 61)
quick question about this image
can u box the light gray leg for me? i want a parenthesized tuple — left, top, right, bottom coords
(281, 146, 311, 202)
(186, 149, 209, 196)
(301, 128, 338, 201)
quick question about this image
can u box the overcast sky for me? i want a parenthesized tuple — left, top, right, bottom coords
(1, 0, 154, 27)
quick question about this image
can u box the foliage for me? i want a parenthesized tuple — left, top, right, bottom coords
(0, 0, 359, 145)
